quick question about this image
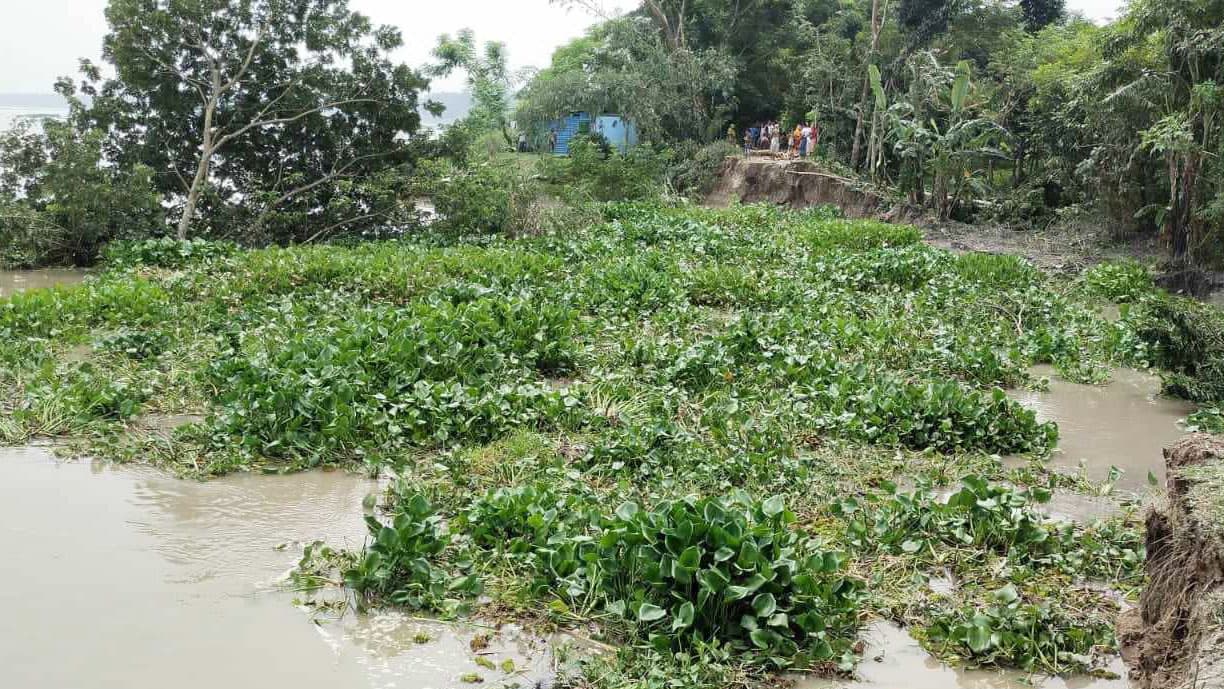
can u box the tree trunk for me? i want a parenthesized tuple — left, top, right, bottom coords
(850, 75, 870, 170)
(1167, 154, 1199, 263)
(850, 0, 883, 172)
(1012, 139, 1025, 188)
(177, 75, 220, 241)
(177, 152, 211, 240)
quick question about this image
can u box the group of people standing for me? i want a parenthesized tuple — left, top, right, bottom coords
(734, 120, 821, 159)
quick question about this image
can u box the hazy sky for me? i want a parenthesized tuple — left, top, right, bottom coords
(0, 0, 1125, 94)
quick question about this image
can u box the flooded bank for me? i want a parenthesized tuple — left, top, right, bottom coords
(801, 622, 1129, 689)
(1010, 367, 1195, 492)
(0, 268, 87, 297)
(0, 447, 551, 689)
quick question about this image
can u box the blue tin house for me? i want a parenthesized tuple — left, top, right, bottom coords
(546, 112, 639, 155)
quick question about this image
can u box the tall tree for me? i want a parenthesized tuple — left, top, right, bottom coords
(850, 0, 888, 170)
(69, 0, 428, 242)
(1019, 0, 1065, 32)
(429, 30, 519, 148)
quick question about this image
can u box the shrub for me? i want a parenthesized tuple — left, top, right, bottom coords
(539, 137, 669, 202)
(1127, 294, 1224, 401)
(666, 140, 740, 197)
(542, 495, 861, 668)
(343, 492, 481, 612)
(421, 159, 535, 235)
(1081, 260, 1154, 303)
(103, 238, 237, 269)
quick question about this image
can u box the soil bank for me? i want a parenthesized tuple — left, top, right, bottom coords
(1119, 434, 1224, 689)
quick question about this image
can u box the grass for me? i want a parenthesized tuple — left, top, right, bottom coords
(0, 200, 1200, 685)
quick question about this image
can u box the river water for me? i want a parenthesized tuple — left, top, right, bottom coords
(800, 622, 1129, 689)
(0, 448, 552, 689)
(0, 268, 87, 297)
(3, 313, 1187, 688)
(1010, 366, 1195, 493)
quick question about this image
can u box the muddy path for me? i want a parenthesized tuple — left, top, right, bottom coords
(0, 448, 552, 689)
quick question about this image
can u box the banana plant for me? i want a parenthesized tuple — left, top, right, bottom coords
(886, 59, 1010, 218)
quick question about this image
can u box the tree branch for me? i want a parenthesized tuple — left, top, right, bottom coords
(214, 99, 378, 149)
(303, 212, 386, 244)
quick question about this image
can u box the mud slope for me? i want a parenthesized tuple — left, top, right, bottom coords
(707, 157, 921, 221)
(1121, 434, 1224, 689)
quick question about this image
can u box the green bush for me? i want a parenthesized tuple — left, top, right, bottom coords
(667, 140, 740, 197)
(539, 137, 669, 202)
(1081, 260, 1154, 303)
(1127, 294, 1224, 401)
(421, 159, 532, 235)
(103, 238, 237, 269)
(541, 495, 861, 668)
(343, 492, 481, 612)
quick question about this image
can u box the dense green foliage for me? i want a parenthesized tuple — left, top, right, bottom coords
(0, 0, 430, 265)
(0, 203, 1178, 683)
(521, 0, 1224, 261)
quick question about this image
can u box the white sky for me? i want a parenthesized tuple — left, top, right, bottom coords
(0, 0, 1124, 94)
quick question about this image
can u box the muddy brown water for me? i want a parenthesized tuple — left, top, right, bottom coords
(1009, 366, 1195, 493)
(7, 365, 1183, 689)
(799, 622, 1129, 689)
(0, 268, 87, 297)
(0, 447, 552, 689)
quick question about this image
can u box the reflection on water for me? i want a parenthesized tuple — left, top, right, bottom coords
(1010, 366, 1194, 492)
(0, 268, 87, 297)
(0, 448, 551, 689)
(798, 622, 1129, 689)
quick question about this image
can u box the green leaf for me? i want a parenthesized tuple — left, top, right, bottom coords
(752, 592, 777, 618)
(993, 584, 1020, 604)
(672, 601, 695, 631)
(762, 495, 785, 518)
(968, 624, 993, 652)
(869, 64, 886, 111)
(725, 573, 767, 601)
(615, 501, 639, 521)
(636, 602, 666, 622)
(951, 60, 972, 113)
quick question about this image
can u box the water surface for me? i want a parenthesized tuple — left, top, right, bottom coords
(0, 448, 550, 689)
(0, 268, 87, 297)
(1010, 367, 1194, 492)
(799, 622, 1129, 689)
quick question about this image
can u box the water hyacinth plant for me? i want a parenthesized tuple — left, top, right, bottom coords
(0, 202, 1192, 684)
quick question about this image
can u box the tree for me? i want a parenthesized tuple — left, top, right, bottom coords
(428, 30, 520, 149)
(516, 17, 737, 143)
(0, 120, 162, 265)
(1019, 0, 1064, 32)
(70, 0, 428, 242)
(850, 0, 889, 170)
